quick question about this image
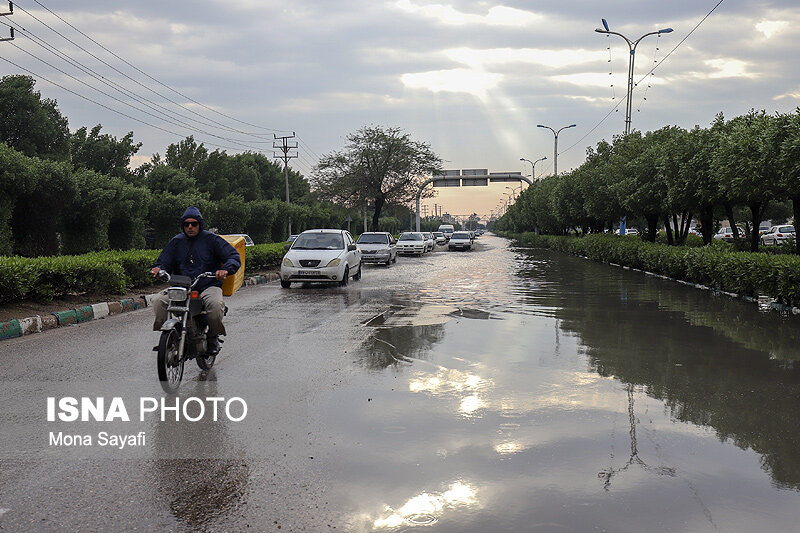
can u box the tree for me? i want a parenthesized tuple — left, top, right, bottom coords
(776, 109, 800, 254)
(70, 124, 141, 178)
(163, 136, 208, 179)
(0, 75, 70, 160)
(713, 110, 781, 252)
(312, 126, 443, 230)
(612, 131, 667, 242)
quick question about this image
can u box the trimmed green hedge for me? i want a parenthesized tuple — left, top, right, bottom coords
(246, 243, 287, 272)
(506, 233, 800, 306)
(0, 242, 288, 304)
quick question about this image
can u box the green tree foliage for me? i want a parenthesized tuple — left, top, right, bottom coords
(496, 109, 799, 254)
(776, 109, 800, 254)
(70, 124, 142, 178)
(0, 75, 70, 161)
(12, 157, 75, 257)
(209, 195, 251, 234)
(147, 192, 212, 248)
(60, 169, 118, 254)
(313, 125, 443, 230)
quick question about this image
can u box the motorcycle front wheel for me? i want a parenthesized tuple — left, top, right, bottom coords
(157, 329, 184, 393)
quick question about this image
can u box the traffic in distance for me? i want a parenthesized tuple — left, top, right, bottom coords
(278, 225, 485, 288)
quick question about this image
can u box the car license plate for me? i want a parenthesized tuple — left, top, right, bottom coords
(297, 270, 316, 275)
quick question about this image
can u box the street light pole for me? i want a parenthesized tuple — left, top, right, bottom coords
(595, 18, 673, 135)
(520, 156, 547, 180)
(506, 185, 522, 200)
(536, 124, 576, 176)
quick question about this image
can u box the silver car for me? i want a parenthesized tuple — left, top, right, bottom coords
(357, 232, 397, 266)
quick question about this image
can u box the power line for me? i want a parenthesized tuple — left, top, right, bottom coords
(21, 0, 292, 135)
(559, 0, 727, 159)
(0, 54, 261, 154)
(5, 39, 269, 152)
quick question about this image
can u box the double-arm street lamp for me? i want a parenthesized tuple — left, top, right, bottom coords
(595, 18, 673, 135)
(536, 124, 576, 176)
(506, 185, 522, 200)
(520, 156, 547, 180)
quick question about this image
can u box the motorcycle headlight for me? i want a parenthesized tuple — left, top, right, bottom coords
(326, 258, 341, 267)
(283, 257, 294, 267)
(167, 288, 188, 301)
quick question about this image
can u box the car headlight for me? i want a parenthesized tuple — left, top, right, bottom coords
(326, 258, 341, 267)
(282, 257, 294, 267)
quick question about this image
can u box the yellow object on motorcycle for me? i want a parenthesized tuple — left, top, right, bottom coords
(220, 235, 246, 296)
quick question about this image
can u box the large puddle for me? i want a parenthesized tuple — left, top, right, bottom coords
(319, 237, 800, 531)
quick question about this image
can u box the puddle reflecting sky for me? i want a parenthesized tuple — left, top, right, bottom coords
(319, 240, 800, 532)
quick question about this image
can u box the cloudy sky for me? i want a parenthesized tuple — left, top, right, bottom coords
(2, 0, 798, 219)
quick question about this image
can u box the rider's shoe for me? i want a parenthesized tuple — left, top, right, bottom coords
(207, 335, 221, 355)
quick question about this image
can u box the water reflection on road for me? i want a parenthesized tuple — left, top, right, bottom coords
(321, 236, 800, 532)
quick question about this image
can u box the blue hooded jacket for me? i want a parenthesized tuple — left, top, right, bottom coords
(155, 206, 241, 293)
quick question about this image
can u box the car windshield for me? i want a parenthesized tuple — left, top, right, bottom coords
(780, 226, 795, 232)
(292, 233, 344, 250)
(452, 232, 469, 239)
(399, 233, 422, 241)
(433, 233, 444, 237)
(357, 234, 388, 244)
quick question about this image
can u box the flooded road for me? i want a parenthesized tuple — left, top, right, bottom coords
(318, 236, 800, 531)
(3, 234, 800, 531)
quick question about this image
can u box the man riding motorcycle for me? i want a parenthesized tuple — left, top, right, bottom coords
(150, 206, 241, 354)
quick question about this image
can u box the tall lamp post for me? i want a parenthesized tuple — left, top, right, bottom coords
(595, 18, 673, 135)
(520, 156, 547, 180)
(536, 124, 576, 176)
(506, 185, 522, 199)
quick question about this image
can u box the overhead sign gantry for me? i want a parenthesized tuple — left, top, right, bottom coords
(416, 169, 532, 231)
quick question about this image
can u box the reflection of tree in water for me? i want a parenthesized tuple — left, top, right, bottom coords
(598, 383, 676, 490)
(357, 324, 446, 371)
(517, 247, 800, 489)
(150, 373, 250, 531)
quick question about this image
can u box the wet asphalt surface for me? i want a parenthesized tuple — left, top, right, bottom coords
(3, 234, 800, 532)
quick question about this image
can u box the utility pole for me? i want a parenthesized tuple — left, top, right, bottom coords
(273, 132, 298, 238)
(0, 2, 14, 42)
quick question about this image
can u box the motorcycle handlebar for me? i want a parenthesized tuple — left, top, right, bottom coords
(156, 271, 216, 284)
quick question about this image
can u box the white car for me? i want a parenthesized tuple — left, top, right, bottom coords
(227, 233, 254, 246)
(433, 232, 447, 245)
(448, 231, 472, 251)
(422, 232, 436, 252)
(760, 225, 795, 246)
(280, 229, 362, 288)
(357, 232, 397, 266)
(396, 232, 426, 255)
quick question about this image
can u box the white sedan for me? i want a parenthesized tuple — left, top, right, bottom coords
(760, 225, 795, 246)
(280, 229, 362, 288)
(396, 232, 426, 255)
(422, 232, 436, 252)
(448, 231, 472, 251)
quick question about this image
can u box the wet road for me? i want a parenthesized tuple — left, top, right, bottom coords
(3, 234, 800, 531)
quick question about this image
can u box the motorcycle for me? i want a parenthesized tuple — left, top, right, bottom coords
(154, 271, 226, 393)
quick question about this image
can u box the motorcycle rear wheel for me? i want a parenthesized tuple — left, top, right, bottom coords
(157, 329, 184, 393)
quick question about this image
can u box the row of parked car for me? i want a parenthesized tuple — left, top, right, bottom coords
(278, 227, 484, 288)
(713, 225, 795, 245)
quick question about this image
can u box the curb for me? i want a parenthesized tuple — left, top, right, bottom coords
(0, 272, 279, 342)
